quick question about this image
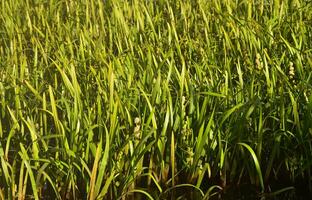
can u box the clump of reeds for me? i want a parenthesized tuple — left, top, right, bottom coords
(0, 0, 311, 199)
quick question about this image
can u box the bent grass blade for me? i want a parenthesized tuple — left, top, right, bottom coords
(237, 143, 264, 192)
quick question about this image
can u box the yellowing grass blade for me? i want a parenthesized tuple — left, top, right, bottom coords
(170, 131, 175, 187)
(19, 144, 39, 200)
(88, 139, 102, 200)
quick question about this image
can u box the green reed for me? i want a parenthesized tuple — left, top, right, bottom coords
(0, 0, 311, 199)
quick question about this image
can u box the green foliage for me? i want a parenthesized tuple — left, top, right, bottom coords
(0, 0, 312, 199)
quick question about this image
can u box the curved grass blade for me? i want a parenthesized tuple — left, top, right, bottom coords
(238, 142, 264, 192)
(118, 189, 154, 200)
(161, 183, 204, 198)
(203, 185, 222, 200)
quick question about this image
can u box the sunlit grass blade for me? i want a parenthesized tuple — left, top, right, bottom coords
(19, 144, 39, 200)
(88, 139, 102, 200)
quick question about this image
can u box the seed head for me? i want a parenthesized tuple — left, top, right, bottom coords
(289, 62, 295, 78)
(255, 53, 262, 70)
(134, 117, 140, 125)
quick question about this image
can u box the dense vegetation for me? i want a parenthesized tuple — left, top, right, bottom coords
(1, 0, 312, 199)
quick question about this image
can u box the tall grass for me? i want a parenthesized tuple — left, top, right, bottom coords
(0, 0, 312, 199)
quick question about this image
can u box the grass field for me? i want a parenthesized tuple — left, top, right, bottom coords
(1, 0, 312, 199)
